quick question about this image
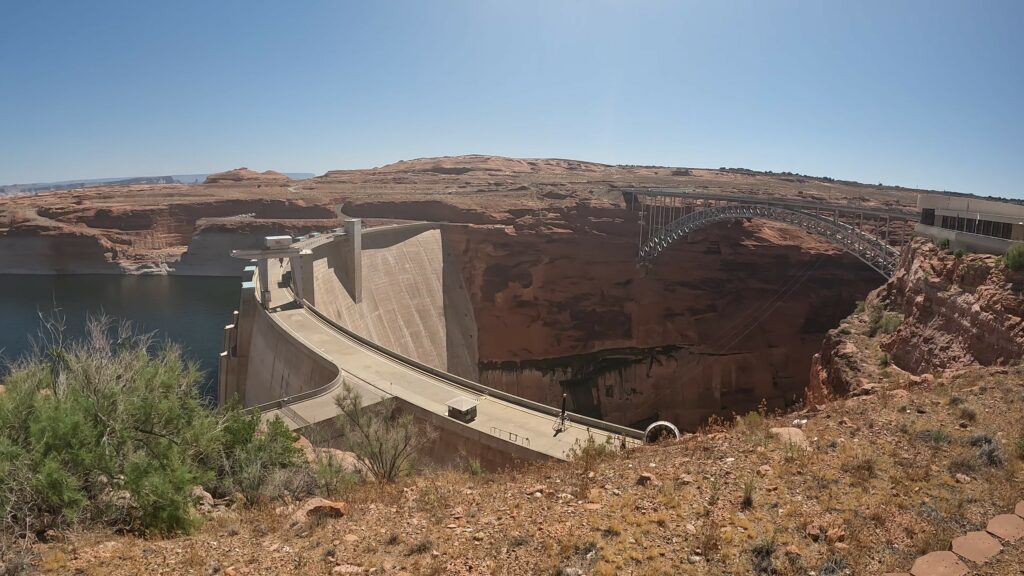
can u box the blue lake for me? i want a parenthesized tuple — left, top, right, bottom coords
(0, 275, 239, 399)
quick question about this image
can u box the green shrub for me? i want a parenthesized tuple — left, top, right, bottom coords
(954, 249, 967, 259)
(937, 238, 950, 250)
(1006, 243, 1024, 272)
(866, 303, 902, 337)
(0, 314, 302, 537)
(333, 380, 435, 483)
(916, 428, 952, 446)
(878, 312, 903, 335)
(465, 458, 483, 476)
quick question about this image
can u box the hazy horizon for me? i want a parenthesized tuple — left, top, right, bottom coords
(2, 1, 1022, 198)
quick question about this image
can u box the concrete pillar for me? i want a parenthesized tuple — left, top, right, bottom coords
(218, 351, 230, 404)
(228, 282, 257, 405)
(289, 255, 302, 301)
(299, 249, 316, 307)
(344, 218, 363, 303)
(257, 259, 271, 309)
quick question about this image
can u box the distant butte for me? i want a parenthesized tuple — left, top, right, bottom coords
(204, 167, 290, 184)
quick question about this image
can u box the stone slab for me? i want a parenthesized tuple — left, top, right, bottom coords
(987, 514, 1024, 542)
(951, 530, 1002, 564)
(769, 427, 809, 449)
(910, 551, 968, 576)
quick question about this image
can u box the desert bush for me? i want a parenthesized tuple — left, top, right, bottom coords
(877, 312, 903, 335)
(214, 411, 301, 503)
(958, 406, 977, 423)
(465, 458, 484, 476)
(1016, 433, 1024, 459)
(937, 238, 950, 250)
(969, 433, 1005, 467)
(840, 450, 878, 481)
(750, 533, 777, 575)
(1007, 243, 1024, 272)
(311, 453, 358, 498)
(818, 554, 849, 576)
(567, 433, 617, 465)
(333, 380, 435, 483)
(915, 428, 951, 446)
(0, 314, 301, 537)
(741, 475, 756, 509)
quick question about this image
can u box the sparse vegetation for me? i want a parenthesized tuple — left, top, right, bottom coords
(958, 405, 977, 423)
(333, 381, 436, 483)
(915, 428, 952, 446)
(877, 312, 903, 335)
(969, 433, 1005, 467)
(1007, 242, 1024, 272)
(864, 302, 902, 337)
(750, 533, 777, 575)
(464, 458, 483, 476)
(741, 475, 756, 509)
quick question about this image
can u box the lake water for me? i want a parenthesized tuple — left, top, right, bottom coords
(0, 275, 240, 399)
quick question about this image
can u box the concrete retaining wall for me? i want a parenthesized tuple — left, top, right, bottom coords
(242, 305, 339, 406)
(296, 395, 550, 472)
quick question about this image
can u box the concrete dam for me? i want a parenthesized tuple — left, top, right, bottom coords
(217, 191, 913, 465)
(218, 221, 643, 467)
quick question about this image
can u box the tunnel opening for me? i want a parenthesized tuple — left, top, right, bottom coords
(444, 218, 885, 432)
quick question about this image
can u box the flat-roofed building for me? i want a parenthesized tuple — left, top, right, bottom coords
(916, 194, 1024, 254)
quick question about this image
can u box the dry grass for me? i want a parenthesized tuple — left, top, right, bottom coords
(18, 361, 1024, 575)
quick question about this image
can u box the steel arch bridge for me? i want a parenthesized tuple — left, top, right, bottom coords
(628, 189, 918, 278)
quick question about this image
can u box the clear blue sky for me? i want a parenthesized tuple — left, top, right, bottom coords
(1, 1, 1021, 197)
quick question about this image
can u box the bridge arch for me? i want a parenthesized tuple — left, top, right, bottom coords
(639, 203, 901, 277)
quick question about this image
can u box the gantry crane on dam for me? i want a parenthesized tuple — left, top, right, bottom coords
(625, 189, 919, 278)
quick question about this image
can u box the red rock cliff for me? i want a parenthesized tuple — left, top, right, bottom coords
(810, 238, 1024, 398)
(444, 204, 883, 430)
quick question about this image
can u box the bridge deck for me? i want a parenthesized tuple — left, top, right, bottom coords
(258, 259, 630, 460)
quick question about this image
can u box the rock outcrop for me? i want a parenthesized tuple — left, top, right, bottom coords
(810, 238, 1024, 397)
(879, 239, 1024, 372)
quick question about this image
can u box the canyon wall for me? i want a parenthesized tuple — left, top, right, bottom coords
(810, 238, 1024, 397)
(446, 219, 882, 430)
(0, 225, 123, 274)
(879, 240, 1024, 372)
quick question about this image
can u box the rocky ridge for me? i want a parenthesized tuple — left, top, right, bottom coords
(810, 238, 1024, 398)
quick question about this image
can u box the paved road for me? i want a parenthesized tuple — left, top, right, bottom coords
(258, 258, 636, 460)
